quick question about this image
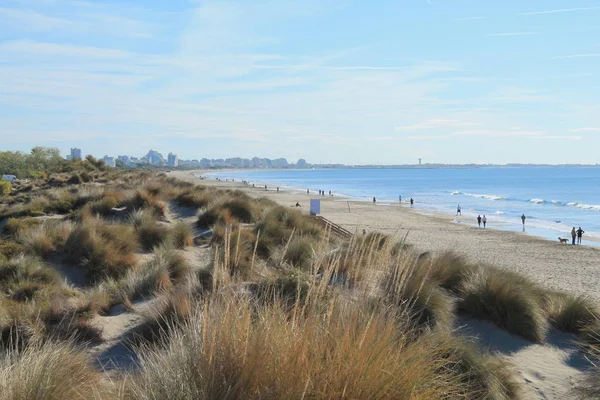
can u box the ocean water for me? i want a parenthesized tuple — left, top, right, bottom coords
(207, 168, 600, 244)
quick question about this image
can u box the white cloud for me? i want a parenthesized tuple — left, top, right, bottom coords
(569, 128, 600, 132)
(552, 54, 600, 59)
(518, 6, 600, 16)
(485, 32, 540, 37)
(396, 119, 479, 131)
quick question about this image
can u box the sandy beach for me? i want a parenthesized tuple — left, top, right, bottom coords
(171, 170, 600, 301)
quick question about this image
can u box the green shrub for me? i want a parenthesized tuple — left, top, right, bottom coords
(2, 218, 41, 237)
(284, 236, 315, 270)
(198, 198, 256, 228)
(0, 181, 12, 196)
(0, 239, 25, 261)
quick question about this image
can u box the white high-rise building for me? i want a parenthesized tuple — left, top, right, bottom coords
(103, 156, 116, 168)
(70, 148, 82, 160)
(168, 152, 179, 167)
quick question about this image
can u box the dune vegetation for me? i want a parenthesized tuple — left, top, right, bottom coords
(0, 157, 599, 398)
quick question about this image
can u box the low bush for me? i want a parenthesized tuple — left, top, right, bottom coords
(64, 218, 138, 282)
(459, 267, 548, 343)
(382, 253, 456, 332)
(175, 189, 213, 209)
(0, 341, 105, 399)
(2, 217, 41, 237)
(197, 197, 257, 228)
(216, 227, 257, 279)
(283, 236, 315, 270)
(18, 222, 74, 258)
(542, 292, 600, 334)
(169, 221, 194, 249)
(0, 181, 11, 196)
(122, 292, 494, 399)
(0, 239, 25, 261)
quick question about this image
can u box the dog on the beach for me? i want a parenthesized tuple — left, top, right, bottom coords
(558, 237, 569, 244)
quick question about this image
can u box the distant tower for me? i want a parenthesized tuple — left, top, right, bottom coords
(418, 158, 422, 166)
(168, 152, 179, 168)
(70, 148, 82, 160)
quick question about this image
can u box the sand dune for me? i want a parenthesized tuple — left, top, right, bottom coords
(170, 170, 600, 399)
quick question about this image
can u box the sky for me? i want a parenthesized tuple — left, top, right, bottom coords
(1, 0, 600, 165)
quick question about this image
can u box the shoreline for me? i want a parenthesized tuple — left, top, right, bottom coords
(170, 170, 600, 301)
(200, 169, 600, 247)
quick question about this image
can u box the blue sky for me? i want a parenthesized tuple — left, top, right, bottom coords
(1, 0, 599, 164)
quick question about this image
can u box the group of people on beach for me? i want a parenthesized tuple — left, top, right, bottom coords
(570, 227, 585, 245)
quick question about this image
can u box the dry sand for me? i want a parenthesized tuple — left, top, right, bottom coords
(170, 170, 600, 399)
(171, 170, 600, 301)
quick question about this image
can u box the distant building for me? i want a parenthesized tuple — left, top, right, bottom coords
(103, 156, 116, 168)
(142, 149, 166, 165)
(70, 148, 82, 160)
(117, 155, 130, 163)
(418, 158, 422, 166)
(66, 155, 72, 161)
(167, 152, 179, 168)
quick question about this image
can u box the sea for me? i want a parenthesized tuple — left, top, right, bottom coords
(206, 167, 600, 245)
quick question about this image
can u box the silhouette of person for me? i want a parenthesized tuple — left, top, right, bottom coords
(410, 198, 414, 207)
(521, 214, 526, 226)
(457, 205, 462, 216)
(571, 227, 577, 245)
(373, 197, 376, 204)
(477, 215, 482, 228)
(577, 227, 585, 244)
(483, 215, 487, 228)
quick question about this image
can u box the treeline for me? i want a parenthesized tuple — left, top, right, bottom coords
(0, 147, 106, 179)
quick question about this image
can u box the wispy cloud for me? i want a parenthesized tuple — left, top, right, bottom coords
(485, 32, 540, 37)
(569, 127, 600, 132)
(518, 6, 600, 16)
(552, 53, 600, 59)
(396, 119, 478, 131)
(406, 130, 581, 140)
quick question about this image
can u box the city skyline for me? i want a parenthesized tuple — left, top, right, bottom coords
(1, 1, 599, 164)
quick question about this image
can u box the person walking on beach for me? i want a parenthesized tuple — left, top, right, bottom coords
(457, 205, 462, 216)
(571, 227, 577, 245)
(410, 198, 414, 207)
(483, 215, 487, 228)
(521, 214, 526, 226)
(477, 215, 482, 228)
(373, 197, 376, 204)
(577, 227, 585, 244)
(399, 195, 402, 203)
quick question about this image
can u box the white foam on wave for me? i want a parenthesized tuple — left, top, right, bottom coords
(463, 193, 506, 201)
(451, 191, 462, 196)
(529, 198, 546, 204)
(495, 211, 505, 215)
(568, 202, 600, 211)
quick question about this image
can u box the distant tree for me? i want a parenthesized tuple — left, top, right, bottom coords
(115, 159, 126, 168)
